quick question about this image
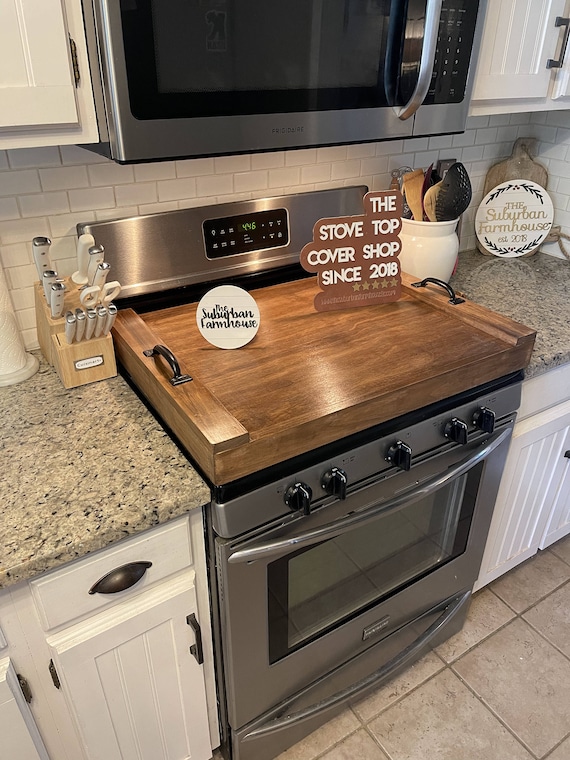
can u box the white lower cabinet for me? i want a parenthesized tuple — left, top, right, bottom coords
(0, 657, 49, 760)
(0, 511, 217, 760)
(475, 366, 570, 590)
(47, 573, 211, 760)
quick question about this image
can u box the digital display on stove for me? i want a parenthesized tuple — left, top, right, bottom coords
(203, 208, 289, 258)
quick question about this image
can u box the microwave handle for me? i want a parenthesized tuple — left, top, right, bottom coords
(241, 590, 470, 741)
(387, 0, 443, 121)
(228, 427, 511, 564)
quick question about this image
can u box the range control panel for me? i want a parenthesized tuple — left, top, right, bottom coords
(203, 208, 289, 259)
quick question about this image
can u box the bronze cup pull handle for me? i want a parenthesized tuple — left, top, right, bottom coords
(88, 561, 152, 595)
(143, 344, 192, 385)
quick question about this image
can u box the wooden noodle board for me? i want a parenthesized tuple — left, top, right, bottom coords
(112, 273, 536, 485)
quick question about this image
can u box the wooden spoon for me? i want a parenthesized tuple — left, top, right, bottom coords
(423, 180, 442, 222)
(402, 169, 424, 221)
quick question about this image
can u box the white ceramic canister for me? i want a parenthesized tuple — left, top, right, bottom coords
(399, 218, 459, 283)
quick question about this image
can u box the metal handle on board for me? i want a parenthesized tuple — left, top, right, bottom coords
(143, 344, 192, 385)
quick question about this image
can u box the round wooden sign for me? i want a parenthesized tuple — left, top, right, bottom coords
(196, 285, 260, 349)
(475, 180, 553, 257)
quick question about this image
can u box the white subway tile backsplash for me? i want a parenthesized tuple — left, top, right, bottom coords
(0, 197, 19, 221)
(0, 169, 41, 196)
(88, 162, 135, 186)
(19, 192, 69, 218)
(7, 147, 61, 169)
(157, 177, 197, 202)
(40, 165, 88, 191)
(3, 112, 570, 351)
(69, 186, 116, 212)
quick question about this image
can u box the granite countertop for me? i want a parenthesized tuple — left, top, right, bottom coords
(451, 250, 570, 379)
(0, 356, 209, 589)
(1, 250, 567, 590)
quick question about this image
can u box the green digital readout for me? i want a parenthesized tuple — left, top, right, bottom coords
(240, 221, 256, 232)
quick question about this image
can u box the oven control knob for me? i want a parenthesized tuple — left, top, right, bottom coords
(385, 441, 412, 471)
(284, 482, 313, 516)
(444, 417, 469, 445)
(473, 406, 496, 433)
(321, 467, 348, 500)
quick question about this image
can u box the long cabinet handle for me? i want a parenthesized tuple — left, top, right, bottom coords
(395, 0, 443, 120)
(243, 590, 470, 741)
(186, 614, 204, 665)
(228, 428, 511, 564)
(547, 17, 570, 69)
(88, 561, 152, 594)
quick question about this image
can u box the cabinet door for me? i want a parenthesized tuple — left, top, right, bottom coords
(0, 657, 49, 760)
(540, 421, 570, 548)
(0, 0, 78, 129)
(476, 400, 570, 589)
(47, 574, 212, 760)
(472, 0, 566, 101)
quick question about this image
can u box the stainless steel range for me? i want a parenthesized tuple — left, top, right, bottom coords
(79, 187, 533, 760)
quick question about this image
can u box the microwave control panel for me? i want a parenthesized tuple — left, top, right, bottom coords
(203, 208, 289, 259)
(425, 1, 479, 104)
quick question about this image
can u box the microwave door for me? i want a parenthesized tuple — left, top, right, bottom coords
(385, 0, 442, 120)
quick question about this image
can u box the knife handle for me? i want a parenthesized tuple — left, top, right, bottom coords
(75, 308, 87, 342)
(42, 270, 58, 301)
(87, 245, 105, 286)
(32, 236, 52, 280)
(64, 311, 76, 344)
(50, 282, 66, 319)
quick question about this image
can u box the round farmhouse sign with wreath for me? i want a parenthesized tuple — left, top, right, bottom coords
(475, 180, 554, 257)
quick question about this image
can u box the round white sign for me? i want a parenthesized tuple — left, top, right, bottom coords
(196, 285, 260, 349)
(475, 180, 553, 257)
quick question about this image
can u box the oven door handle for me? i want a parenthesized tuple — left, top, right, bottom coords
(241, 589, 470, 741)
(227, 428, 511, 564)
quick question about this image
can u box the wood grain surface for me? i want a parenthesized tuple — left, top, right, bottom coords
(112, 273, 536, 484)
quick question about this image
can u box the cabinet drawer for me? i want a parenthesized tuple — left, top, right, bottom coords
(30, 516, 194, 631)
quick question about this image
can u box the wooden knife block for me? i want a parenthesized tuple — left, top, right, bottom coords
(35, 279, 117, 389)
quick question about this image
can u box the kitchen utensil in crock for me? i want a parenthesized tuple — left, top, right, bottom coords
(420, 164, 433, 220)
(435, 162, 472, 221)
(402, 169, 425, 221)
(423, 180, 442, 222)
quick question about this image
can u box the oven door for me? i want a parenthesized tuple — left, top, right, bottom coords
(216, 425, 512, 736)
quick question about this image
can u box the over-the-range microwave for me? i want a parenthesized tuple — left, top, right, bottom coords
(80, 0, 487, 164)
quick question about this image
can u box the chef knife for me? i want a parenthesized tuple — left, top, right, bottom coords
(94, 305, 107, 338)
(50, 281, 66, 319)
(42, 270, 58, 301)
(86, 244, 105, 287)
(72, 233, 96, 285)
(32, 237, 52, 280)
(85, 308, 97, 340)
(103, 303, 117, 335)
(64, 311, 76, 344)
(75, 308, 87, 342)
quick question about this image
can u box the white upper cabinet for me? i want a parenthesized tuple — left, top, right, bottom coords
(471, 0, 570, 113)
(0, 0, 98, 149)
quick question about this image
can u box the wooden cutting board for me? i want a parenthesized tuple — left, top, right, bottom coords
(477, 138, 548, 257)
(112, 273, 536, 484)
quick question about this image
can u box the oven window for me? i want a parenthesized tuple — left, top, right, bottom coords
(268, 463, 481, 663)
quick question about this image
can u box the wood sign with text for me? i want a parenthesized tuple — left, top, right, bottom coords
(300, 190, 403, 311)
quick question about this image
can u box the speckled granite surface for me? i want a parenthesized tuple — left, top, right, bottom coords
(1, 251, 567, 589)
(0, 355, 209, 589)
(451, 250, 569, 379)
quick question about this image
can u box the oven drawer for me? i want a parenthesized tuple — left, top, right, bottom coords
(30, 516, 194, 631)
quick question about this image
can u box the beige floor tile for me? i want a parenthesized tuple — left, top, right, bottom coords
(490, 549, 570, 612)
(453, 618, 570, 758)
(550, 534, 570, 566)
(276, 709, 360, 760)
(352, 650, 444, 723)
(545, 736, 570, 760)
(523, 580, 570, 658)
(435, 588, 515, 663)
(318, 729, 389, 760)
(367, 668, 532, 760)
